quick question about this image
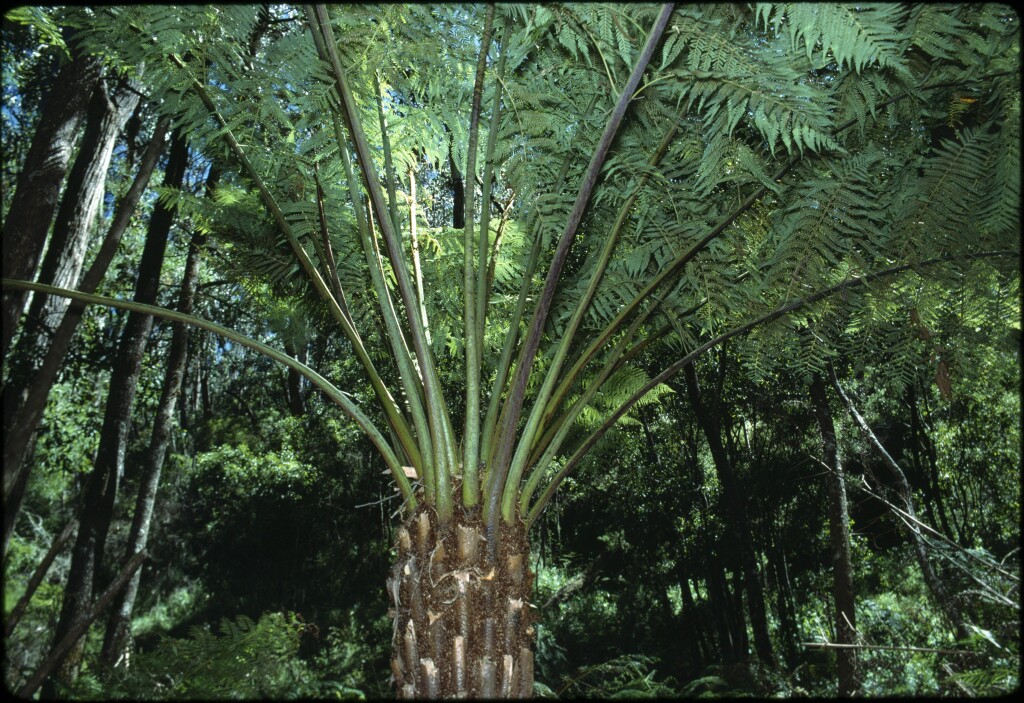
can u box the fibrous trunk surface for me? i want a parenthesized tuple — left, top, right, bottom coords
(389, 502, 535, 698)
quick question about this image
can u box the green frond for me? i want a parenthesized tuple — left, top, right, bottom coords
(667, 8, 840, 163)
(763, 147, 892, 295)
(758, 3, 910, 76)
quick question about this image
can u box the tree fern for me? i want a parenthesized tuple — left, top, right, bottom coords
(4, 5, 1018, 693)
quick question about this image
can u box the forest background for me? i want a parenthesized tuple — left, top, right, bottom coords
(1, 3, 1020, 699)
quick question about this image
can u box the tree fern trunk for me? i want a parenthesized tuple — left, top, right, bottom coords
(388, 502, 535, 698)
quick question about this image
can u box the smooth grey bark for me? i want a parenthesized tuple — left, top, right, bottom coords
(2, 116, 169, 558)
(42, 129, 188, 696)
(681, 361, 776, 666)
(1, 48, 101, 360)
(829, 369, 972, 643)
(23, 77, 141, 344)
(100, 165, 218, 668)
(809, 374, 860, 697)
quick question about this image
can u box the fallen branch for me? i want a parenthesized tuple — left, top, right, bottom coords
(801, 641, 972, 656)
(807, 454, 1018, 583)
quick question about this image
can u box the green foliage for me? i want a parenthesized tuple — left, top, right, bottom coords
(677, 674, 730, 697)
(2, 7, 68, 57)
(532, 622, 569, 689)
(948, 660, 1019, 697)
(190, 442, 318, 502)
(554, 654, 679, 698)
(30, 380, 105, 495)
(1, 2, 1018, 698)
(856, 592, 944, 696)
(104, 612, 329, 699)
(757, 4, 910, 75)
(308, 612, 393, 700)
(130, 585, 206, 641)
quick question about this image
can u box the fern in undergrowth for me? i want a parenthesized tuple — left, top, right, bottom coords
(103, 612, 329, 700)
(554, 654, 680, 698)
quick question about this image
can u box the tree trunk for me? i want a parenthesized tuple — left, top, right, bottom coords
(21, 77, 140, 347)
(4, 519, 77, 639)
(905, 386, 943, 534)
(674, 561, 710, 670)
(42, 129, 188, 696)
(2, 115, 169, 559)
(702, 538, 744, 663)
(1, 47, 101, 360)
(907, 384, 957, 541)
(19, 551, 146, 700)
(283, 340, 307, 417)
(681, 364, 774, 665)
(388, 503, 535, 698)
(449, 146, 465, 230)
(830, 371, 972, 643)
(100, 165, 219, 668)
(3, 75, 141, 449)
(768, 525, 800, 667)
(809, 374, 860, 697)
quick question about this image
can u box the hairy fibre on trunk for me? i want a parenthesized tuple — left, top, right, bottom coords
(388, 495, 535, 698)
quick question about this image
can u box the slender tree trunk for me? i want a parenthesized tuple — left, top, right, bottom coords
(768, 526, 800, 667)
(200, 352, 212, 415)
(908, 384, 957, 541)
(388, 502, 535, 698)
(3, 74, 138, 409)
(42, 130, 188, 696)
(830, 371, 972, 643)
(448, 141, 465, 230)
(283, 340, 307, 417)
(703, 539, 743, 663)
(4, 519, 77, 639)
(21, 78, 140, 346)
(681, 364, 774, 665)
(675, 561, 709, 670)
(809, 374, 860, 697)
(2, 116, 169, 559)
(100, 165, 219, 668)
(1, 48, 101, 359)
(4, 77, 140, 447)
(905, 386, 943, 533)
(19, 551, 146, 700)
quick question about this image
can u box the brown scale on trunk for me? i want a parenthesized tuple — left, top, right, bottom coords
(388, 499, 535, 698)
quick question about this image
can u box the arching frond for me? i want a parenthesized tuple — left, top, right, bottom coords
(757, 3, 910, 75)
